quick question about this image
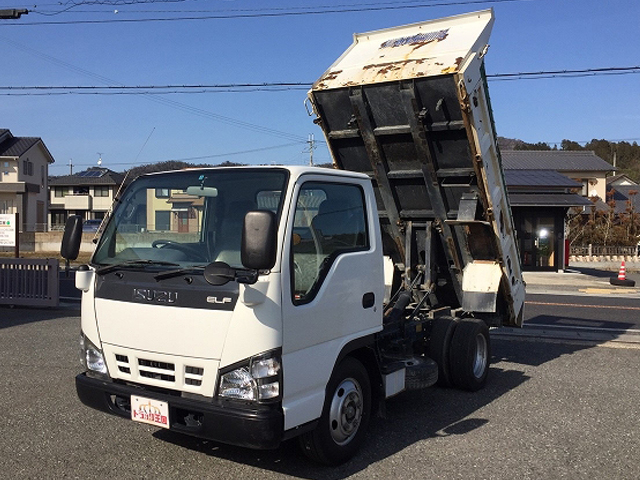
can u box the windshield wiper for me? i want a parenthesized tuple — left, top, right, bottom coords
(95, 259, 181, 276)
(154, 265, 206, 281)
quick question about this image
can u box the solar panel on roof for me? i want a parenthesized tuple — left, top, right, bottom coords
(77, 170, 104, 177)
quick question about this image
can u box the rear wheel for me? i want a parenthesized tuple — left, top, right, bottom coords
(427, 316, 458, 387)
(448, 319, 490, 391)
(298, 357, 371, 465)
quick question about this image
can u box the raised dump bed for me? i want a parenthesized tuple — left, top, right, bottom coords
(309, 9, 524, 326)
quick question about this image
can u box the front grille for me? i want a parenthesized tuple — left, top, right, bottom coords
(115, 354, 131, 374)
(138, 358, 176, 383)
(140, 370, 175, 382)
(110, 351, 207, 391)
(185, 366, 204, 386)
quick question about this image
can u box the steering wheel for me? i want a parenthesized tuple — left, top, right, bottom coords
(151, 239, 206, 260)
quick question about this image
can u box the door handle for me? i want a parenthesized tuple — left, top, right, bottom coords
(362, 292, 375, 309)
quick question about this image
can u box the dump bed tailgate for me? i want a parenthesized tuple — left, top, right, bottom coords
(309, 10, 524, 326)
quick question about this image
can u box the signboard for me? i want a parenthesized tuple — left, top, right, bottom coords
(0, 213, 16, 247)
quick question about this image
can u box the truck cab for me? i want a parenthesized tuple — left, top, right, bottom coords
(72, 166, 385, 461)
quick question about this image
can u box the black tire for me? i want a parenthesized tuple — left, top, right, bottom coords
(610, 278, 636, 287)
(404, 356, 439, 390)
(298, 357, 371, 465)
(427, 316, 458, 387)
(448, 319, 491, 392)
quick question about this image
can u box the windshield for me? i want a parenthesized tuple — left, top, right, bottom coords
(92, 168, 288, 269)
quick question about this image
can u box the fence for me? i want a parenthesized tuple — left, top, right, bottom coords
(570, 244, 639, 257)
(0, 258, 59, 307)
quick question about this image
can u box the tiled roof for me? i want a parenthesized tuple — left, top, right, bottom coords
(0, 135, 41, 157)
(606, 174, 637, 185)
(508, 193, 593, 208)
(585, 185, 640, 214)
(501, 150, 614, 172)
(608, 185, 640, 214)
(49, 168, 125, 186)
(504, 169, 582, 189)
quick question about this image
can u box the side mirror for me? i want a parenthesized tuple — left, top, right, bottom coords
(61, 215, 83, 260)
(241, 210, 277, 271)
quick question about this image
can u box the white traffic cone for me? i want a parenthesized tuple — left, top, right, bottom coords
(610, 260, 635, 287)
(618, 261, 627, 281)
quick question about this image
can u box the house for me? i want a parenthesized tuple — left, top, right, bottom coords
(501, 150, 611, 271)
(502, 150, 614, 199)
(503, 167, 591, 271)
(606, 173, 637, 187)
(605, 185, 640, 215)
(48, 167, 125, 230)
(0, 129, 55, 232)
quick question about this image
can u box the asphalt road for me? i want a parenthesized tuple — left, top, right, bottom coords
(493, 293, 640, 345)
(2, 304, 640, 479)
(526, 293, 640, 329)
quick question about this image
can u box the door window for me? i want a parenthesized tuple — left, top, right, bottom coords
(518, 213, 556, 269)
(291, 182, 368, 304)
(535, 217, 555, 268)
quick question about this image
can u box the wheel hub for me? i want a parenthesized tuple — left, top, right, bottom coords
(473, 333, 488, 378)
(329, 379, 363, 445)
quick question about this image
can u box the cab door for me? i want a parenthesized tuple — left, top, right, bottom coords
(280, 175, 383, 430)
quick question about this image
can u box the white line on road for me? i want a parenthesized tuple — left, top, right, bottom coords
(525, 323, 640, 335)
(527, 300, 640, 311)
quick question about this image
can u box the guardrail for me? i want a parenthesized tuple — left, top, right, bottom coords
(0, 258, 59, 307)
(570, 245, 639, 256)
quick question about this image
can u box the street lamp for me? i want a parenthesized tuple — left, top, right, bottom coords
(0, 9, 28, 19)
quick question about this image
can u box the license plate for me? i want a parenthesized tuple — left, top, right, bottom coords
(131, 395, 170, 429)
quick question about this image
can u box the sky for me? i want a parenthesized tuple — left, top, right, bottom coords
(0, 0, 638, 176)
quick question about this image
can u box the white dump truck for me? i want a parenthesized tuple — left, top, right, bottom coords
(62, 9, 524, 465)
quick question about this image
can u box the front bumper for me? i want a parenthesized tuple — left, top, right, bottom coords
(76, 373, 284, 449)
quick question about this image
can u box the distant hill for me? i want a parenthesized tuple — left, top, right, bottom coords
(53, 138, 638, 183)
(498, 137, 553, 151)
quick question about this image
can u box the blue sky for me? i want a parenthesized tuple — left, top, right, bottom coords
(0, 0, 638, 175)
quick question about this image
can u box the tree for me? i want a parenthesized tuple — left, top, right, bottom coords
(560, 139, 583, 151)
(568, 189, 640, 247)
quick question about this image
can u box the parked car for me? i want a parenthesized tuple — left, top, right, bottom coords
(82, 219, 102, 233)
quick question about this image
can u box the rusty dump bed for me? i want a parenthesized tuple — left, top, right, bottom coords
(309, 10, 525, 326)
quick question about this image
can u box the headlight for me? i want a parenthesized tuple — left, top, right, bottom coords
(79, 332, 108, 375)
(218, 352, 281, 403)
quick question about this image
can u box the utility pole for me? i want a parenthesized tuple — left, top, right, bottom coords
(307, 134, 316, 166)
(612, 148, 617, 171)
(69, 158, 73, 175)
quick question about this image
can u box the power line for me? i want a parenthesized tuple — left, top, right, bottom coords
(35, 0, 192, 16)
(29, 0, 518, 16)
(0, 88, 309, 96)
(0, 0, 530, 25)
(1, 66, 638, 95)
(518, 137, 640, 146)
(0, 83, 311, 93)
(0, 34, 309, 143)
(47, 141, 306, 171)
(0, 0, 445, 12)
(488, 66, 640, 81)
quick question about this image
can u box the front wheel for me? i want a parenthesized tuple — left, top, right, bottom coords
(298, 357, 371, 465)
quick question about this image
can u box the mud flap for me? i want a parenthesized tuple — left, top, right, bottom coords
(461, 261, 502, 313)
